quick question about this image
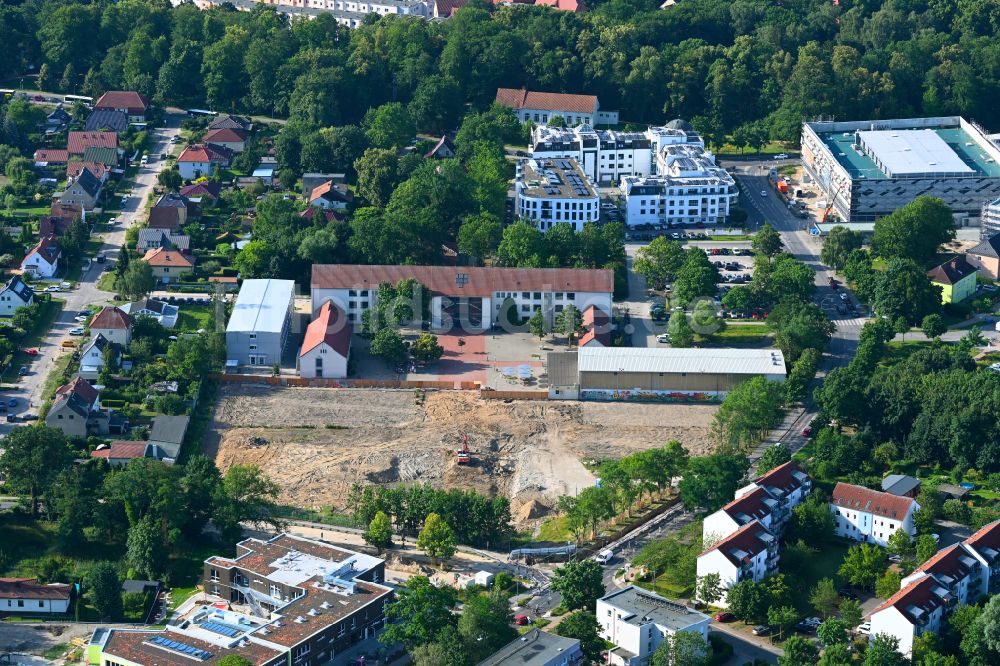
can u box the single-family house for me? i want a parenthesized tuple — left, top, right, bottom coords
(299, 207, 344, 224)
(176, 143, 232, 180)
(45, 377, 108, 438)
(967, 234, 1000, 280)
(209, 114, 252, 133)
(0, 578, 72, 615)
(21, 235, 61, 278)
(85, 109, 129, 133)
(495, 88, 618, 126)
(0, 275, 34, 316)
(308, 181, 353, 210)
(881, 474, 921, 498)
(33, 149, 69, 167)
(425, 135, 457, 159)
(299, 301, 352, 379)
(89, 306, 133, 346)
(46, 105, 71, 128)
(251, 165, 275, 186)
(202, 127, 248, 153)
(90, 441, 152, 467)
(302, 173, 346, 196)
(148, 415, 190, 463)
(120, 298, 180, 329)
(66, 161, 108, 182)
(179, 181, 222, 205)
(94, 90, 150, 123)
(67, 131, 117, 157)
(534, 0, 585, 11)
(477, 629, 582, 666)
(830, 482, 919, 547)
(597, 586, 711, 666)
(927, 256, 977, 304)
(40, 203, 82, 236)
(154, 192, 195, 223)
(143, 248, 194, 284)
(227, 279, 295, 367)
(135, 228, 190, 254)
(579, 304, 611, 347)
(147, 207, 182, 231)
(696, 520, 779, 607)
(78, 333, 120, 380)
(59, 166, 103, 210)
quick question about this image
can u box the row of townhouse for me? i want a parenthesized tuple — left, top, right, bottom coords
(696, 462, 812, 607)
(829, 482, 920, 546)
(869, 520, 1000, 657)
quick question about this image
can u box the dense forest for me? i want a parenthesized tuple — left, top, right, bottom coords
(4, 0, 1000, 141)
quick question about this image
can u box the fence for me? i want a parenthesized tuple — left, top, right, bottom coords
(479, 389, 549, 400)
(208, 374, 480, 390)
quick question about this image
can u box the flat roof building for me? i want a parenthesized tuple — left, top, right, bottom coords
(514, 158, 600, 232)
(477, 629, 583, 666)
(597, 586, 710, 666)
(801, 117, 1000, 225)
(226, 279, 295, 368)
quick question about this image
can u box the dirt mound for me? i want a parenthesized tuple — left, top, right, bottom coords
(515, 499, 550, 522)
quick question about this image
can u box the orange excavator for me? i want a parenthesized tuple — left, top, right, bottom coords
(821, 184, 846, 223)
(455, 435, 472, 464)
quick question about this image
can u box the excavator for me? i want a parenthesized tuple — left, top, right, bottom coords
(455, 435, 472, 465)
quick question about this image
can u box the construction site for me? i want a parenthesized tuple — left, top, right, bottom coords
(205, 386, 718, 528)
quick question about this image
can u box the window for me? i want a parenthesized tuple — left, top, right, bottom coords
(210, 568, 219, 581)
(249, 345, 257, 351)
(17, 600, 24, 608)
(533, 292, 541, 299)
(320, 348, 327, 354)
(38, 600, 44, 607)
(360, 290, 369, 296)
(249, 333, 256, 340)
(294, 644, 311, 658)
(567, 293, 575, 300)
(349, 290, 357, 296)
(349, 301, 356, 309)
(522, 292, 530, 299)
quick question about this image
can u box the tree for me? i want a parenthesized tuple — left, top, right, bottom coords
(769, 604, 800, 640)
(752, 224, 784, 257)
(410, 334, 444, 364)
(697, 572, 723, 605)
(0, 426, 73, 517)
(757, 444, 791, 474)
(839, 598, 863, 630)
(650, 631, 711, 666)
(410, 629, 466, 666)
(158, 167, 182, 191)
(817, 618, 850, 647)
(810, 578, 842, 618)
(213, 465, 282, 543)
(818, 644, 853, 666)
(370, 328, 409, 366)
(115, 260, 155, 301)
(364, 511, 393, 554)
(554, 611, 605, 664)
(556, 304, 583, 344)
(457, 589, 517, 662)
(417, 513, 457, 566)
(354, 148, 399, 208)
(876, 569, 903, 598)
(217, 657, 255, 666)
(821, 226, 864, 270)
(872, 197, 955, 264)
(408, 75, 463, 134)
(785, 347, 820, 404)
(916, 534, 939, 564)
(873, 258, 942, 325)
(711, 376, 785, 450)
(961, 595, 1000, 663)
(779, 635, 820, 666)
(87, 561, 123, 620)
(864, 633, 908, 666)
(679, 452, 750, 512)
(380, 576, 456, 650)
(497, 220, 545, 268)
(528, 309, 546, 339)
(886, 530, 915, 561)
(457, 213, 502, 261)
(921, 313, 947, 339)
(726, 579, 772, 624)
(551, 559, 605, 612)
(364, 102, 416, 150)
(672, 249, 719, 305)
(126, 515, 165, 579)
(634, 237, 685, 288)
(839, 543, 887, 590)
(667, 310, 694, 347)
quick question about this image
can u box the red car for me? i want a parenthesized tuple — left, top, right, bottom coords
(801, 426, 812, 437)
(714, 612, 735, 622)
(514, 614, 529, 626)
(22, 348, 38, 356)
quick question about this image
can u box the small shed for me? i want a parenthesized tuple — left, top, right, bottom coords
(474, 571, 495, 587)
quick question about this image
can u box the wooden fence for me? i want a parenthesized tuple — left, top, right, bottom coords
(208, 374, 481, 391)
(478, 389, 549, 400)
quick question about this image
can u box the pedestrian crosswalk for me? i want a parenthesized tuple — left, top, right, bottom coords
(833, 316, 868, 327)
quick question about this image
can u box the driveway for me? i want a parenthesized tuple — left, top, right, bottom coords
(709, 624, 780, 665)
(1, 114, 183, 434)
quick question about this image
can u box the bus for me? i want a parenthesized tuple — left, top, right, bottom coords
(64, 94, 93, 106)
(0, 89, 15, 99)
(187, 108, 217, 117)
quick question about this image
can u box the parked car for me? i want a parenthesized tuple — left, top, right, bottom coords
(74, 315, 87, 323)
(839, 588, 859, 600)
(760, 190, 768, 197)
(7, 398, 17, 408)
(69, 327, 85, 336)
(17, 366, 28, 376)
(514, 615, 529, 626)
(714, 612, 735, 622)
(855, 622, 872, 636)
(800, 426, 812, 437)
(656, 334, 670, 343)
(752, 626, 771, 636)
(794, 621, 816, 634)
(95, 253, 106, 263)
(22, 348, 38, 356)
(839, 292, 849, 302)
(774, 153, 789, 159)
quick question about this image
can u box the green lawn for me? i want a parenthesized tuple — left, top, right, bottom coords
(97, 271, 116, 292)
(536, 516, 573, 543)
(785, 540, 851, 614)
(706, 323, 772, 346)
(176, 304, 216, 332)
(883, 340, 937, 365)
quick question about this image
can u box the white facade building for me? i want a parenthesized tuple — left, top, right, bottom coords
(702, 462, 812, 543)
(829, 482, 919, 547)
(177, 0, 430, 28)
(869, 575, 949, 658)
(0, 275, 34, 316)
(596, 586, 710, 666)
(696, 520, 778, 608)
(514, 158, 600, 232)
(496, 88, 617, 127)
(0, 578, 72, 614)
(226, 279, 295, 367)
(299, 300, 351, 379)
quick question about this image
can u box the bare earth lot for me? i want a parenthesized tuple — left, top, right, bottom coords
(206, 387, 716, 526)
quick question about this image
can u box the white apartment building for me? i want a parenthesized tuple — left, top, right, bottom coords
(869, 575, 949, 658)
(829, 482, 919, 547)
(702, 462, 812, 544)
(177, 0, 429, 28)
(621, 149, 737, 227)
(514, 158, 600, 232)
(596, 586, 711, 666)
(696, 520, 778, 608)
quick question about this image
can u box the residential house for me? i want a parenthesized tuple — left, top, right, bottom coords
(696, 520, 779, 607)
(597, 586, 711, 666)
(702, 462, 811, 542)
(46, 105, 71, 129)
(0, 275, 34, 316)
(477, 629, 582, 666)
(45, 377, 108, 438)
(209, 114, 252, 132)
(830, 482, 919, 547)
(40, 203, 82, 236)
(534, 0, 585, 10)
(20, 235, 61, 278)
(143, 248, 194, 284)
(927, 256, 977, 304)
(302, 173, 346, 196)
(299, 206, 344, 224)
(32, 149, 69, 167)
(179, 181, 222, 205)
(961, 519, 1000, 599)
(176, 143, 233, 180)
(67, 131, 117, 157)
(702, 487, 780, 544)
(136, 228, 190, 253)
(495, 87, 618, 126)
(202, 127, 248, 153)
(94, 90, 150, 123)
(85, 109, 129, 133)
(147, 415, 190, 463)
(227, 279, 295, 367)
(154, 192, 196, 224)
(249, 166, 275, 186)
(299, 300, 351, 379)
(82, 146, 120, 168)
(425, 135, 457, 159)
(966, 234, 1000, 280)
(120, 298, 180, 329)
(59, 166, 103, 210)
(0, 578, 72, 615)
(90, 306, 133, 346)
(66, 161, 108, 182)
(148, 206, 182, 231)
(308, 180, 353, 210)
(902, 544, 980, 608)
(881, 474, 921, 498)
(90, 441, 151, 467)
(78, 333, 120, 380)
(869, 575, 950, 658)
(579, 304, 611, 347)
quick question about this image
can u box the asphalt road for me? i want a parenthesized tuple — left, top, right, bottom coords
(0, 114, 183, 434)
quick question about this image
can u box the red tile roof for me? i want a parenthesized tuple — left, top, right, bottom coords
(178, 143, 232, 164)
(754, 461, 810, 497)
(299, 207, 344, 223)
(831, 482, 915, 520)
(301, 301, 352, 357)
(90, 441, 148, 461)
(67, 131, 117, 155)
(312, 265, 614, 298)
(496, 88, 598, 114)
(914, 543, 973, 580)
(55, 376, 99, 405)
(309, 180, 353, 204)
(534, 0, 586, 10)
(94, 90, 149, 114)
(67, 161, 107, 180)
(91, 306, 132, 331)
(699, 519, 774, 567)
(179, 182, 223, 200)
(33, 149, 69, 163)
(203, 128, 247, 144)
(964, 519, 1000, 561)
(721, 486, 776, 524)
(143, 248, 193, 268)
(871, 574, 946, 624)
(580, 304, 610, 346)
(0, 578, 72, 601)
(24, 235, 61, 266)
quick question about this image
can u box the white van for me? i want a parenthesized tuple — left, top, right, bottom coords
(595, 549, 614, 564)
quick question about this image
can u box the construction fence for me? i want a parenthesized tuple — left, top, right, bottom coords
(208, 374, 481, 391)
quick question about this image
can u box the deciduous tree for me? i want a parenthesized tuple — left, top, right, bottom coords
(417, 513, 457, 566)
(551, 559, 605, 611)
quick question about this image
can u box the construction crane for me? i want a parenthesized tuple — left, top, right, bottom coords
(455, 434, 472, 465)
(821, 184, 846, 223)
